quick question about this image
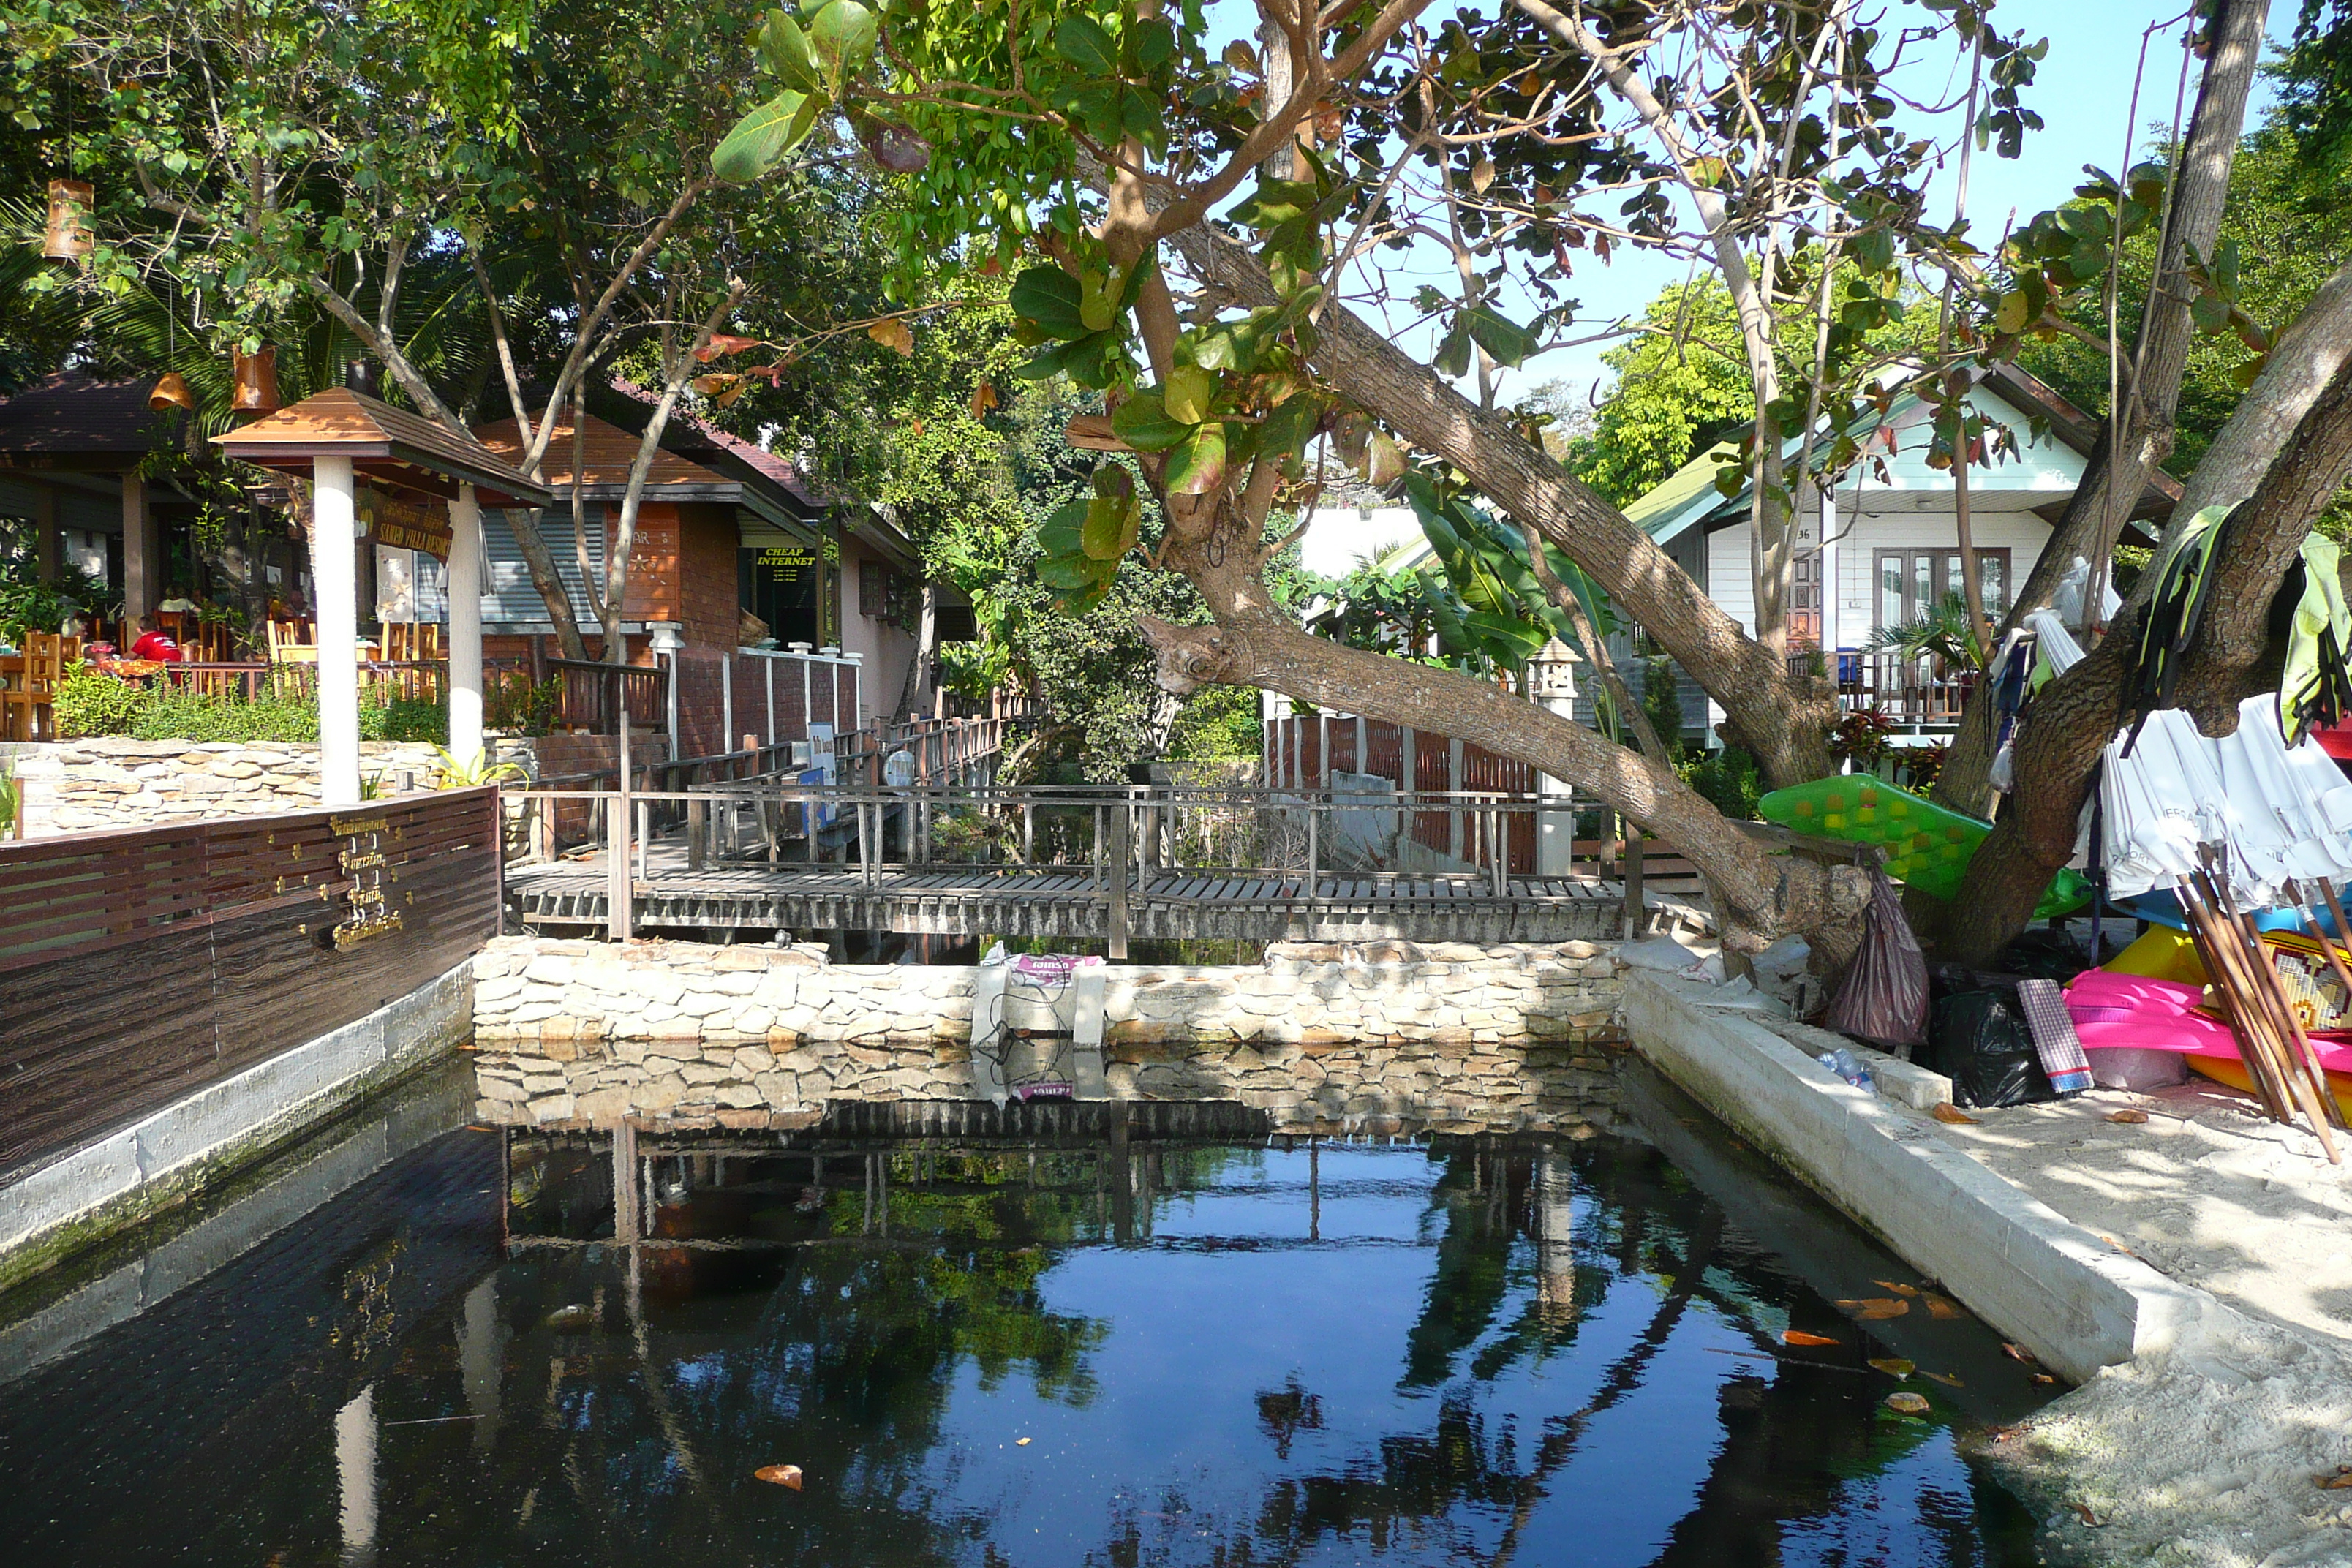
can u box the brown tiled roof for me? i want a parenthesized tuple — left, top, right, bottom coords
(212, 388, 551, 506)
(603, 377, 824, 509)
(473, 411, 731, 491)
(0, 370, 178, 460)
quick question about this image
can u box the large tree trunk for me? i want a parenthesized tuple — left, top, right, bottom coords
(1950, 338, 2352, 965)
(1169, 222, 1839, 789)
(1936, 0, 2272, 817)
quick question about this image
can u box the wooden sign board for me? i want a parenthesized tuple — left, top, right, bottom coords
(357, 485, 453, 560)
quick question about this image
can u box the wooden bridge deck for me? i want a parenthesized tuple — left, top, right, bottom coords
(505, 853, 1634, 943)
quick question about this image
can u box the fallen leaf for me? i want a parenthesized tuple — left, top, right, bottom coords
(2032, 1372, 2057, 1384)
(2070, 1502, 2108, 1528)
(1873, 1280, 1921, 1296)
(2317, 1466, 2352, 1490)
(1918, 1370, 1965, 1387)
(2104, 1109, 2149, 1124)
(1883, 1391, 1931, 1415)
(1015, 1437, 1032, 1446)
(2002, 1342, 2041, 1365)
(543, 1304, 596, 1333)
(755, 1464, 804, 1490)
(1931, 1103, 1978, 1124)
(1855, 1298, 1910, 1320)
(1782, 1329, 1840, 1347)
(1923, 1294, 1967, 1321)
(1867, 1357, 1915, 1378)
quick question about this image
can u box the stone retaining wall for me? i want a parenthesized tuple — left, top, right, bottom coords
(3, 735, 589, 835)
(470, 935, 1629, 1136)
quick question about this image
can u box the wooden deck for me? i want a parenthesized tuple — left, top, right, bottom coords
(505, 851, 1635, 943)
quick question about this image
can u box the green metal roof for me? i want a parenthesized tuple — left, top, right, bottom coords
(1624, 440, 1742, 545)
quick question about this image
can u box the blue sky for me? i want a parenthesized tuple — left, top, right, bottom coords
(1191, 1, 2300, 410)
(1504, 0, 2302, 404)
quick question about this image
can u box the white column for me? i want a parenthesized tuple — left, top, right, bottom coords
(335, 1383, 377, 1560)
(1818, 485, 1841, 662)
(446, 485, 485, 763)
(313, 456, 362, 807)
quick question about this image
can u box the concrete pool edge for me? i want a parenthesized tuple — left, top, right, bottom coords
(1622, 971, 2234, 1383)
(0, 962, 473, 1291)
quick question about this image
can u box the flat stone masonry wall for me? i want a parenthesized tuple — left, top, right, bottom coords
(471, 935, 1629, 1136)
(5, 736, 573, 834)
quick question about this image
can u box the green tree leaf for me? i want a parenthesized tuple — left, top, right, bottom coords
(1010, 265, 1090, 339)
(807, 0, 880, 88)
(1110, 388, 1192, 451)
(712, 89, 821, 183)
(1165, 421, 1229, 494)
(755, 10, 823, 93)
(1164, 363, 1213, 423)
(1054, 15, 1118, 76)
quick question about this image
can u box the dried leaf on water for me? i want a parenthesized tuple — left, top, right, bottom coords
(1923, 1294, 1967, 1321)
(2105, 1109, 2150, 1124)
(755, 1464, 804, 1490)
(1883, 1392, 1931, 1416)
(2002, 1342, 2041, 1365)
(1015, 1438, 1033, 1447)
(1838, 1297, 1911, 1320)
(1918, 1370, 1966, 1387)
(1782, 1329, 1840, 1347)
(1931, 1103, 1978, 1124)
(1873, 1280, 1921, 1296)
(2032, 1373, 2057, 1384)
(1867, 1357, 1915, 1378)
(543, 1304, 596, 1333)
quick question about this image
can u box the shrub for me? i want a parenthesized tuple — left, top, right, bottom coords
(53, 670, 146, 738)
(1679, 744, 1765, 820)
(52, 669, 448, 745)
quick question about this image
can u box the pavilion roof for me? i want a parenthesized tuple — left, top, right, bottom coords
(212, 388, 551, 507)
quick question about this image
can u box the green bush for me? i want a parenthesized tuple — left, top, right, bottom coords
(53, 669, 147, 738)
(1679, 744, 1764, 821)
(53, 670, 448, 745)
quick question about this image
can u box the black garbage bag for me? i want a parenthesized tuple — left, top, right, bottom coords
(1824, 870, 1928, 1052)
(1931, 990, 2055, 1109)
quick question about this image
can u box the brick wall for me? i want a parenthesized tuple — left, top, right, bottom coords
(677, 503, 739, 650)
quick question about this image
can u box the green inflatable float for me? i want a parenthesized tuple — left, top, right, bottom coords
(1757, 777, 2092, 921)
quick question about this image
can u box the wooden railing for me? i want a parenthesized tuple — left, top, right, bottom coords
(0, 788, 502, 1178)
(546, 657, 667, 734)
(506, 781, 1680, 946)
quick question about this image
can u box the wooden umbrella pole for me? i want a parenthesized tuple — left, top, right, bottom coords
(2179, 874, 2298, 1123)
(2192, 870, 2341, 1160)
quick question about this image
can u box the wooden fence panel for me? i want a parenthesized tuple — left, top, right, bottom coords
(0, 789, 500, 1177)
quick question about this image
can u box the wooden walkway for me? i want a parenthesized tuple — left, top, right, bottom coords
(505, 853, 1634, 943)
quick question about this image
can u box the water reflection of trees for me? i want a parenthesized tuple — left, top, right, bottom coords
(49, 1123, 2032, 1566)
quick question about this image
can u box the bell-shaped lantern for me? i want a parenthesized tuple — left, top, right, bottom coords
(42, 179, 93, 260)
(231, 345, 280, 415)
(148, 371, 196, 412)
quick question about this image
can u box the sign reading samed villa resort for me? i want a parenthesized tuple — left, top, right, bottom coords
(357, 484, 453, 559)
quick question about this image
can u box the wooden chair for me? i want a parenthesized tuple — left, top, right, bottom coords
(3, 633, 66, 742)
(268, 618, 317, 665)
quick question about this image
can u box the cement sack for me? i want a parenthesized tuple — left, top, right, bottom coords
(1619, 937, 1723, 983)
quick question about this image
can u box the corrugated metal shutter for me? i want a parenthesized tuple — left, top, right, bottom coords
(483, 508, 603, 628)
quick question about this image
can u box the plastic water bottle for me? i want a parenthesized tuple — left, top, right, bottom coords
(1817, 1048, 1873, 1090)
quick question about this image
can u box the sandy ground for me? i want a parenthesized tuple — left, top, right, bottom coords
(1929, 1079, 2352, 1348)
(1924, 1079, 2352, 1566)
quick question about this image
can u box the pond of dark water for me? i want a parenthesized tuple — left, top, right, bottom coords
(0, 1060, 2052, 1565)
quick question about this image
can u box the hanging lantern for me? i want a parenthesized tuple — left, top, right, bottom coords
(148, 371, 195, 412)
(42, 179, 93, 261)
(231, 345, 280, 415)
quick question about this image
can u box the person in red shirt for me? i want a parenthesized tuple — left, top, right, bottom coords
(128, 614, 185, 663)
